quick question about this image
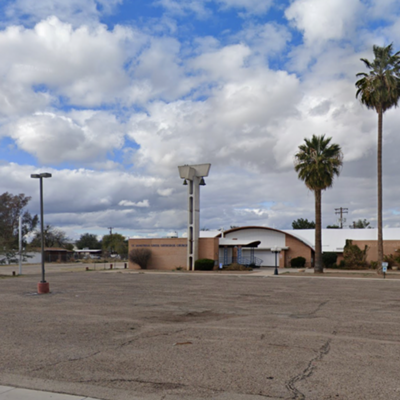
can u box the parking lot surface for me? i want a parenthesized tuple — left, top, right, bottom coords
(1, 270, 400, 400)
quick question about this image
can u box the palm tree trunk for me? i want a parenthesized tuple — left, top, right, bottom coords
(314, 189, 323, 273)
(377, 108, 383, 273)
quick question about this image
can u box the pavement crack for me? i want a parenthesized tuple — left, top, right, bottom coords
(285, 338, 331, 400)
(79, 377, 186, 390)
(290, 300, 329, 319)
(119, 328, 187, 348)
(29, 351, 101, 372)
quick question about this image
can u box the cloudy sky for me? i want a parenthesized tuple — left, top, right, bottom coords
(1, 0, 400, 240)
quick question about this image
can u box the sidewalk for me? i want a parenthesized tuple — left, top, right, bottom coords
(0, 386, 100, 400)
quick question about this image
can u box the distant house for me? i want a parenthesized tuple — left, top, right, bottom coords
(73, 249, 103, 259)
(25, 248, 73, 263)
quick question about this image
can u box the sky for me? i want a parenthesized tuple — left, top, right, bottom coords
(1, 0, 400, 240)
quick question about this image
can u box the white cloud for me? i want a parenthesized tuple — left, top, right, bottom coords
(127, 35, 198, 104)
(217, 0, 273, 15)
(128, 56, 301, 174)
(157, 188, 173, 196)
(366, 0, 400, 22)
(0, 17, 141, 107)
(154, 0, 211, 18)
(234, 22, 292, 60)
(9, 110, 125, 165)
(119, 199, 150, 207)
(285, 0, 363, 45)
(4, 0, 122, 27)
(154, 0, 272, 18)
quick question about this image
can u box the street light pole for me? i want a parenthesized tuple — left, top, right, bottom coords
(272, 246, 281, 276)
(31, 172, 52, 294)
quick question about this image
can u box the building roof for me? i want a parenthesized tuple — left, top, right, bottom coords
(285, 228, 400, 252)
(199, 230, 222, 238)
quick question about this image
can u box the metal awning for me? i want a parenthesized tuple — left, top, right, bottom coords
(219, 239, 261, 247)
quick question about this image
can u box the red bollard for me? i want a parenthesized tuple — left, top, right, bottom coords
(37, 282, 50, 294)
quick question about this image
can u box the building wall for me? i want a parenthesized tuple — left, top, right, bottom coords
(351, 240, 400, 263)
(198, 237, 219, 262)
(285, 235, 314, 268)
(224, 228, 286, 248)
(129, 237, 219, 270)
(223, 228, 287, 267)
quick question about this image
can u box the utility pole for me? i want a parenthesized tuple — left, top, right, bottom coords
(335, 207, 348, 229)
(108, 227, 114, 254)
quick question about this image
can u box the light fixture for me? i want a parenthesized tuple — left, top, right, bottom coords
(199, 177, 206, 186)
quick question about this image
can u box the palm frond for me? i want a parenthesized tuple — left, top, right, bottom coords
(294, 135, 343, 192)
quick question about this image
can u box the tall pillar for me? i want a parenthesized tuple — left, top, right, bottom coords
(178, 164, 211, 270)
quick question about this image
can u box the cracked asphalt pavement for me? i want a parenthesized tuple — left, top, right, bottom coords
(1, 270, 400, 400)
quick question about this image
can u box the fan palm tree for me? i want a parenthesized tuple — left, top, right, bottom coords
(356, 44, 400, 271)
(294, 135, 343, 273)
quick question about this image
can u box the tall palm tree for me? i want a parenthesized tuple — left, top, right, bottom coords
(355, 44, 400, 271)
(294, 135, 343, 273)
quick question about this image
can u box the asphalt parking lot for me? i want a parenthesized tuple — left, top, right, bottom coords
(1, 270, 400, 400)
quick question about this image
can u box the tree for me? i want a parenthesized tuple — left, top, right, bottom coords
(356, 44, 400, 271)
(292, 218, 315, 229)
(351, 219, 372, 229)
(30, 225, 71, 249)
(326, 225, 340, 229)
(0, 192, 38, 263)
(294, 135, 343, 273)
(102, 233, 128, 257)
(76, 233, 101, 249)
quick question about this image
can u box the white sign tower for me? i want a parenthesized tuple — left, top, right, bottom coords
(178, 164, 211, 270)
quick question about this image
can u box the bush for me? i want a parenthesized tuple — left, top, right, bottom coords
(223, 263, 252, 271)
(290, 256, 306, 268)
(129, 248, 152, 269)
(342, 240, 369, 269)
(194, 258, 215, 271)
(369, 261, 378, 270)
(383, 254, 400, 269)
(322, 252, 337, 268)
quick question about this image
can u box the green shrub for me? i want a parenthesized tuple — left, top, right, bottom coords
(383, 254, 400, 269)
(290, 256, 306, 268)
(322, 252, 337, 268)
(329, 259, 346, 269)
(369, 261, 378, 270)
(343, 240, 369, 269)
(194, 258, 215, 271)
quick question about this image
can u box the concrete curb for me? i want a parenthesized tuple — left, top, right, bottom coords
(0, 386, 100, 400)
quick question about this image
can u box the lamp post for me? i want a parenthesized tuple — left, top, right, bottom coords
(31, 172, 52, 294)
(271, 246, 281, 275)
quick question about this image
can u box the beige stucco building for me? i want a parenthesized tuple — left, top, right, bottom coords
(128, 226, 314, 270)
(129, 226, 400, 270)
